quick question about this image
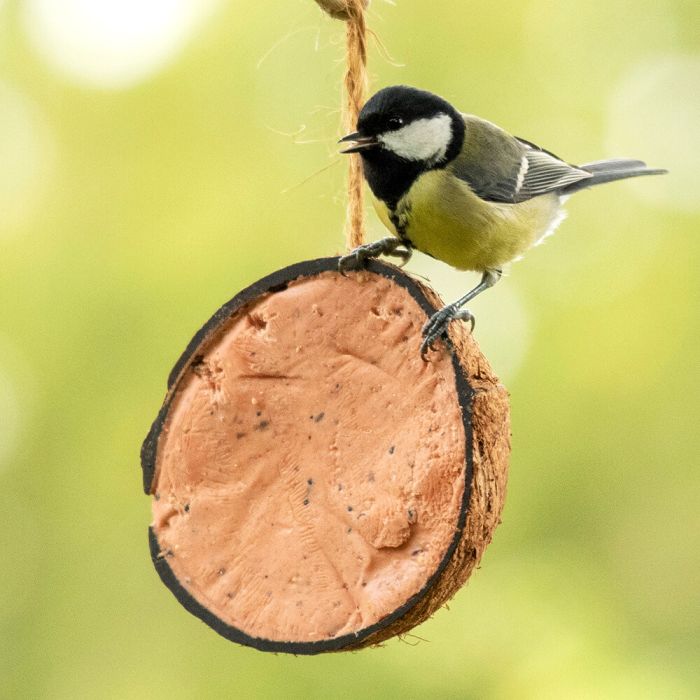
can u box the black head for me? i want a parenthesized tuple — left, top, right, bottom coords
(340, 86, 466, 206)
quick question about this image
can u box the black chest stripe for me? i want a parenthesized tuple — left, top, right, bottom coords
(388, 200, 414, 246)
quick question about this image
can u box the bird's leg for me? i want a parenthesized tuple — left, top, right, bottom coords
(421, 268, 502, 359)
(338, 236, 413, 273)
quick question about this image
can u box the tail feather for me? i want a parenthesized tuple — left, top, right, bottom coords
(562, 159, 667, 194)
(580, 158, 647, 172)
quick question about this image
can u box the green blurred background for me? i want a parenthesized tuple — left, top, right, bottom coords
(1, 0, 698, 697)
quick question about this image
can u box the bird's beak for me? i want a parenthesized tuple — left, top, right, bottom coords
(338, 132, 379, 154)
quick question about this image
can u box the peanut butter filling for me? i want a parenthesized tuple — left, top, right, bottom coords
(151, 270, 466, 643)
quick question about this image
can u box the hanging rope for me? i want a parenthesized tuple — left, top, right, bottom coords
(315, 0, 369, 249)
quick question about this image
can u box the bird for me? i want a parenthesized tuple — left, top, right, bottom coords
(337, 85, 666, 358)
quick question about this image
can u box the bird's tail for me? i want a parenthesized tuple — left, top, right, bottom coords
(562, 159, 667, 195)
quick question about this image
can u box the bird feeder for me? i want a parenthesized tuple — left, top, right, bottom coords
(142, 0, 511, 654)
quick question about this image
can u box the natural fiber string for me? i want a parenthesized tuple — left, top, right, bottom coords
(315, 0, 369, 249)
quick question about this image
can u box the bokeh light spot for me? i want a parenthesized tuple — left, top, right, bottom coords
(0, 82, 54, 237)
(524, 0, 678, 99)
(23, 0, 223, 89)
(606, 53, 700, 212)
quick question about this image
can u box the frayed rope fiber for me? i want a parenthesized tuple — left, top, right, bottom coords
(315, 0, 369, 249)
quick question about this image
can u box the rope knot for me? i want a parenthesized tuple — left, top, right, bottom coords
(314, 0, 369, 21)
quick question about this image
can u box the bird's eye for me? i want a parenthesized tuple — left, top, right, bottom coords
(387, 116, 404, 130)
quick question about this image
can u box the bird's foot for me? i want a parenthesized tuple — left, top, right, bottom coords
(421, 304, 475, 360)
(338, 237, 412, 274)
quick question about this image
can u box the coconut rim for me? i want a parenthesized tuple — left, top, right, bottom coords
(141, 256, 475, 654)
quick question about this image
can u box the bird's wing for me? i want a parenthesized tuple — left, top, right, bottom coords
(513, 146, 593, 201)
(450, 116, 592, 203)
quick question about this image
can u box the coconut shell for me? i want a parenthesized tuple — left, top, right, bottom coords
(142, 257, 510, 653)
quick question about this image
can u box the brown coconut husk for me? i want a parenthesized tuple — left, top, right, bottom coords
(142, 257, 510, 654)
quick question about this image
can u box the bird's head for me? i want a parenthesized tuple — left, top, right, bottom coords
(339, 85, 465, 169)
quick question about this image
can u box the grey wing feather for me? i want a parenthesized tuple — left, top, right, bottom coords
(449, 117, 592, 204)
(515, 148, 592, 200)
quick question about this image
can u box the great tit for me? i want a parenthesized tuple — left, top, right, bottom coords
(338, 85, 666, 357)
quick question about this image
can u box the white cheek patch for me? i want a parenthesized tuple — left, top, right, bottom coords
(379, 113, 453, 164)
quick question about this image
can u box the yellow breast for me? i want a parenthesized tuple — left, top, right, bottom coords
(371, 169, 562, 272)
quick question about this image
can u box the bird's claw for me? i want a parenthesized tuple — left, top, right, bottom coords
(421, 305, 475, 360)
(338, 238, 412, 275)
(390, 245, 412, 268)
